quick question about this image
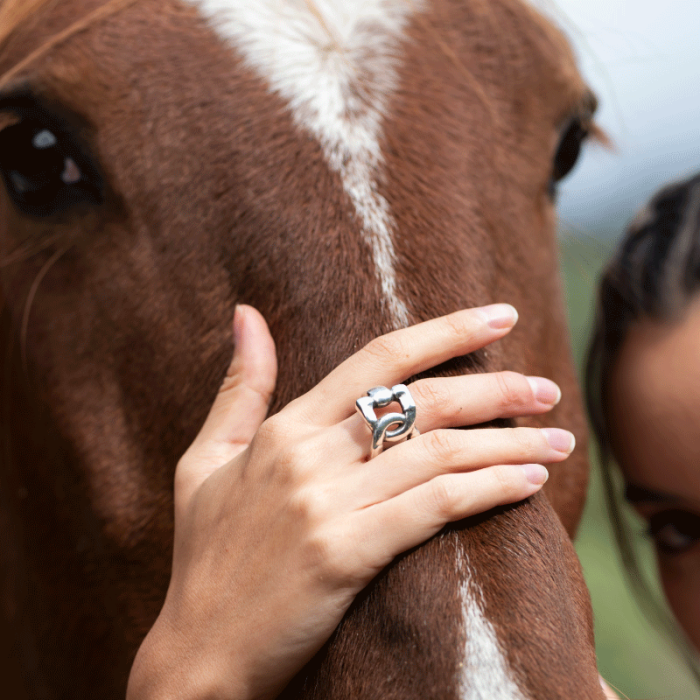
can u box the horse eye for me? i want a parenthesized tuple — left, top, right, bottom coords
(648, 509, 700, 556)
(0, 118, 103, 217)
(549, 117, 589, 198)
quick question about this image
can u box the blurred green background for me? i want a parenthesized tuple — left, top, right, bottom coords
(546, 1, 700, 695)
(561, 234, 699, 699)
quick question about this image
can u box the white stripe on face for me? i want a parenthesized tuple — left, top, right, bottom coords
(456, 549, 530, 700)
(186, 0, 418, 328)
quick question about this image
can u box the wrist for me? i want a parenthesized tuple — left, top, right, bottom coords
(126, 610, 250, 700)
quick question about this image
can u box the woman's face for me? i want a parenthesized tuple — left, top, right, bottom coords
(608, 295, 700, 650)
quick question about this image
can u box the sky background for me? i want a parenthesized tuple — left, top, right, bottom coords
(534, 0, 700, 238)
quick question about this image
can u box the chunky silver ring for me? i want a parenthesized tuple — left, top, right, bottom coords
(355, 384, 419, 459)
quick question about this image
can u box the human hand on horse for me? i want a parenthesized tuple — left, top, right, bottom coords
(127, 304, 575, 700)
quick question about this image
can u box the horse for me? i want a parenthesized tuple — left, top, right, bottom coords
(0, 0, 604, 697)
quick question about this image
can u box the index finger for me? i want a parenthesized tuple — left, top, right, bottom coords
(296, 304, 518, 426)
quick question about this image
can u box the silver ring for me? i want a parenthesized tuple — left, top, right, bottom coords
(355, 384, 419, 459)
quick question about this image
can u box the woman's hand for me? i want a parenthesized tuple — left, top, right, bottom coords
(127, 304, 574, 700)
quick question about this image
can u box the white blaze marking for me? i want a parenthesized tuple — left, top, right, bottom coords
(186, 0, 417, 327)
(456, 549, 530, 700)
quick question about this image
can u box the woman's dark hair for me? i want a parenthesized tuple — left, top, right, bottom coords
(585, 171, 700, 679)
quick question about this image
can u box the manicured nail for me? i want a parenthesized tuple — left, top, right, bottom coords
(233, 305, 244, 346)
(480, 304, 518, 329)
(541, 428, 576, 454)
(527, 377, 562, 406)
(521, 464, 549, 485)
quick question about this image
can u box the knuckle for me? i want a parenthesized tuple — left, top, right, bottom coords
(290, 478, 336, 522)
(277, 439, 316, 484)
(288, 490, 308, 520)
(495, 371, 529, 412)
(424, 429, 458, 463)
(492, 465, 522, 497)
(283, 438, 313, 468)
(509, 427, 543, 454)
(255, 413, 288, 451)
(254, 417, 316, 486)
(306, 528, 348, 581)
(412, 379, 450, 414)
(305, 528, 332, 565)
(425, 477, 457, 519)
(363, 332, 407, 364)
(442, 312, 472, 342)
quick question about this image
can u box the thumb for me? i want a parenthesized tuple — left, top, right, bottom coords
(201, 304, 277, 448)
(176, 305, 277, 499)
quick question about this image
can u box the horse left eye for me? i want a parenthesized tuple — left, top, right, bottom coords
(0, 118, 103, 217)
(549, 117, 589, 198)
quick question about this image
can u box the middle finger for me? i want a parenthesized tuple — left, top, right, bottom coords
(328, 371, 561, 470)
(407, 371, 561, 434)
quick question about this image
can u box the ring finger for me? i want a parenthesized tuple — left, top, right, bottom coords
(345, 424, 574, 507)
(331, 371, 564, 473)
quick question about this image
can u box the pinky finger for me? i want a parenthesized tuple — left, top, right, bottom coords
(362, 464, 548, 560)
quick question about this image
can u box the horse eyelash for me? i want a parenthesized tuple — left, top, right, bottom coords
(587, 121, 612, 149)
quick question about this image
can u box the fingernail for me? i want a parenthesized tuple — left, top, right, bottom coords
(541, 428, 576, 454)
(526, 377, 562, 406)
(521, 464, 549, 485)
(480, 304, 518, 329)
(233, 305, 245, 346)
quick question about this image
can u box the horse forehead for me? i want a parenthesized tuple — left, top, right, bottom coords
(184, 0, 418, 69)
(182, 0, 420, 131)
(180, 0, 582, 104)
(180, 0, 422, 328)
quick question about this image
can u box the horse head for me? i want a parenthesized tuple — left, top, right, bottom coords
(0, 1, 603, 697)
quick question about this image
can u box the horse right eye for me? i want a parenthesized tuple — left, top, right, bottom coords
(548, 117, 589, 198)
(0, 118, 103, 217)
